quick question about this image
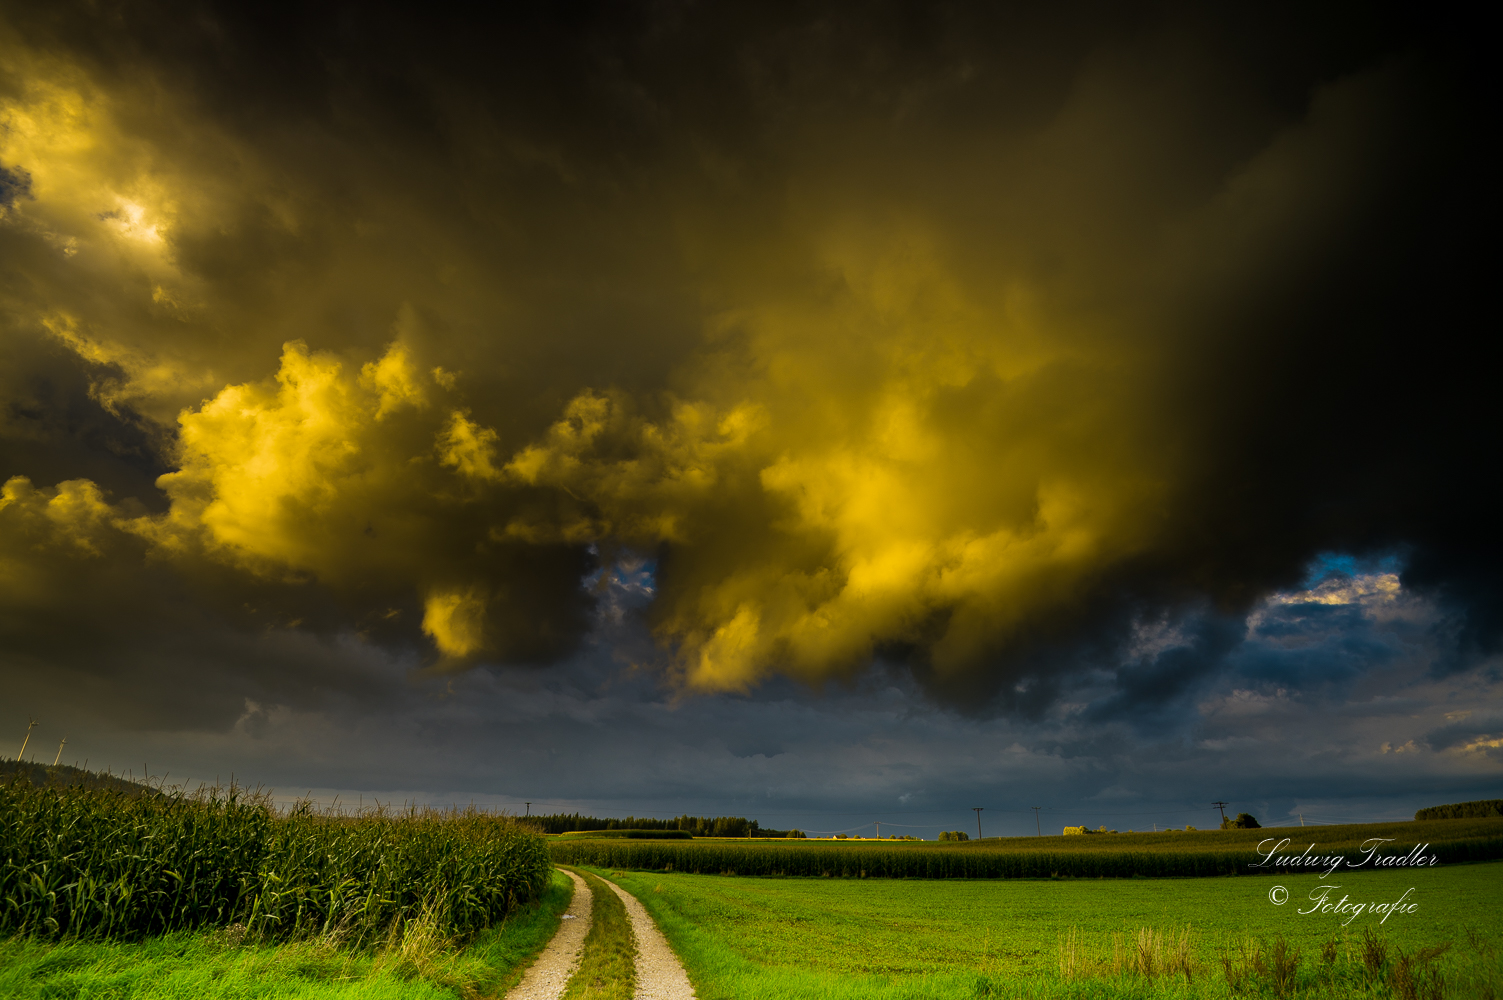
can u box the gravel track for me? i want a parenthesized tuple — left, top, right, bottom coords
(504, 869, 593, 1000)
(599, 878, 697, 1000)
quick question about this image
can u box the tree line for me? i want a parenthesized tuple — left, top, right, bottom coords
(1414, 799, 1503, 821)
(527, 812, 800, 837)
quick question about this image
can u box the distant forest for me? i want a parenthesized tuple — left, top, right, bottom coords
(1415, 799, 1503, 820)
(528, 812, 796, 837)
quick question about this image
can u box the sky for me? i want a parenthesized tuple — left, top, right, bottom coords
(1, 0, 1497, 837)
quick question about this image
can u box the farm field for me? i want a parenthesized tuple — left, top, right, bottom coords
(8, 779, 1502, 1000)
(598, 860, 1503, 999)
(0, 779, 550, 942)
(1, 775, 568, 999)
(550, 817, 1503, 850)
(0, 868, 574, 999)
(551, 818, 1503, 879)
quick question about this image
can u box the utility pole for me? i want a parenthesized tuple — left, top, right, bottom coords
(525, 802, 531, 817)
(973, 807, 984, 840)
(17, 718, 38, 762)
(52, 736, 67, 767)
(1212, 801, 1229, 825)
(1032, 806, 1042, 837)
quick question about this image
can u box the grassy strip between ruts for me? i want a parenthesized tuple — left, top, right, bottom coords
(596, 861, 1503, 999)
(559, 867, 638, 1000)
(0, 867, 575, 999)
(551, 818, 1503, 880)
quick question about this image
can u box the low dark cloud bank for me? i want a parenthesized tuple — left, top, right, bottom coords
(1, 1, 1496, 817)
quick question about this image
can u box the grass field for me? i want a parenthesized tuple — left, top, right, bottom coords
(0, 868, 575, 999)
(597, 860, 1503, 999)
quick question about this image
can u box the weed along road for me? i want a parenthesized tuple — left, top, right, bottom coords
(507, 867, 696, 1000)
(507, 870, 594, 1000)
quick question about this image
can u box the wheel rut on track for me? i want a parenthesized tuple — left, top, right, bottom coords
(504, 868, 695, 1000)
(599, 877, 696, 1000)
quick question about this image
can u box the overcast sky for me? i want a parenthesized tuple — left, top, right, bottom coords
(2, 1, 1496, 836)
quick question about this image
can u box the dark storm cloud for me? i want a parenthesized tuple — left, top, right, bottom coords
(0, 0, 1496, 739)
(1084, 613, 1247, 725)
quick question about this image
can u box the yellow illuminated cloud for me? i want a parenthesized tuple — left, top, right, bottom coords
(129, 340, 506, 589)
(42, 313, 220, 416)
(360, 339, 429, 419)
(438, 411, 504, 481)
(0, 64, 178, 265)
(1, 476, 118, 556)
(0, 477, 141, 619)
(141, 341, 383, 571)
(421, 587, 488, 658)
(498, 228, 1168, 689)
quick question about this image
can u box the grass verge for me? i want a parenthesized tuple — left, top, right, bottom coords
(601, 861, 1503, 999)
(560, 868, 637, 999)
(0, 867, 575, 999)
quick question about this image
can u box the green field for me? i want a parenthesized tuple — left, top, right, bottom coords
(598, 860, 1503, 999)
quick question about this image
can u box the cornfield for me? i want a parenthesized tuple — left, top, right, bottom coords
(548, 833, 1503, 879)
(0, 778, 550, 942)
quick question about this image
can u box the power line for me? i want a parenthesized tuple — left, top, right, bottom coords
(803, 821, 883, 836)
